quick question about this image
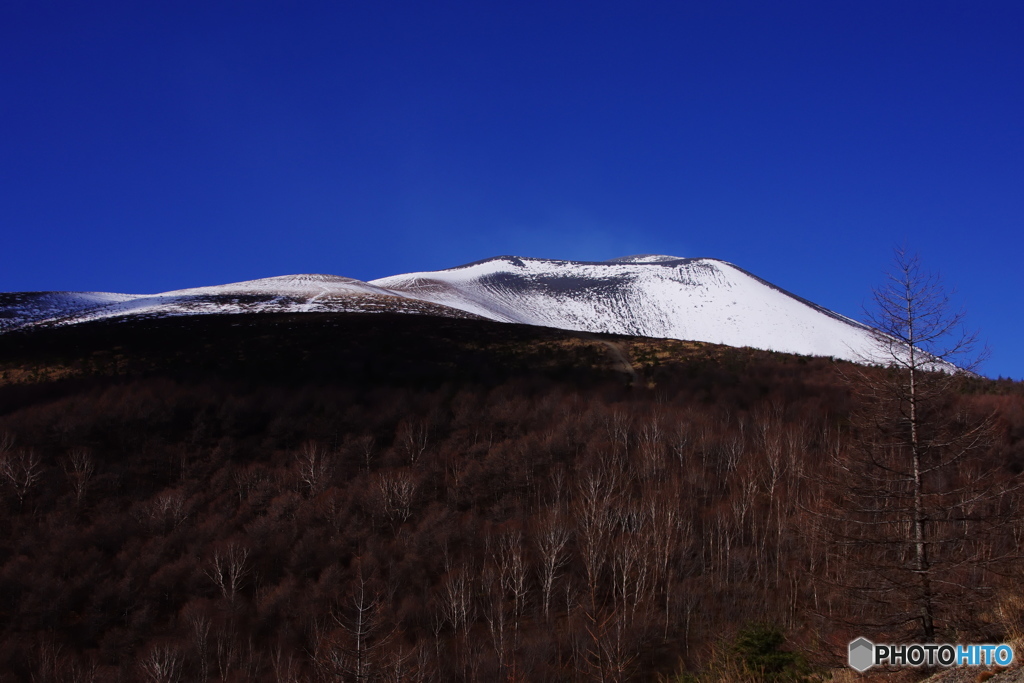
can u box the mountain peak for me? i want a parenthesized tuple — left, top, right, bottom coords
(605, 254, 685, 264)
(371, 254, 881, 362)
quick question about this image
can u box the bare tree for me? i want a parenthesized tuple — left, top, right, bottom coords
(331, 562, 396, 681)
(61, 447, 95, 509)
(270, 642, 301, 683)
(32, 637, 65, 683)
(397, 420, 430, 465)
(296, 441, 331, 497)
(0, 448, 43, 510)
(215, 630, 239, 682)
(823, 247, 1016, 641)
(864, 247, 982, 373)
(482, 562, 511, 674)
(206, 542, 252, 606)
(481, 528, 530, 677)
(575, 470, 615, 616)
(147, 488, 189, 530)
(234, 463, 266, 504)
(66, 657, 99, 683)
(495, 530, 529, 640)
(183, 604, 212, 682)
(353, 434, 376, 473)
(138, 643, 183, 683)
(435, 561, 475, 677)
(533, 510, 571, 621)
(440, 564, 474, 639)
(373, 469, 418, 530)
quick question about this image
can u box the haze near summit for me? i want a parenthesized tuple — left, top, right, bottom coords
(1, 2, 1021, 378)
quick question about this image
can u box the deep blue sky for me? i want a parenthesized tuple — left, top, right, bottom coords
(2, 2, 1022, 377)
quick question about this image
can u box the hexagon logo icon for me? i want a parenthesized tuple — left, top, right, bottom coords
(849, 637, 874, 672)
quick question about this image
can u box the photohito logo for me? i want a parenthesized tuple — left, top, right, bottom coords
(848, 638, 1014, 672)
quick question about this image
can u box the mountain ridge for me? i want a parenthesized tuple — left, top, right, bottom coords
(1, 255, 882, 363)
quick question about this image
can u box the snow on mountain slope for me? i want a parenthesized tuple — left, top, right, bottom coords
(0, 291, 137, 332)
(371, 256, 882, 363)
(1, 256, 888, 364)
(0, 274, 482, 330)
(164, 273, 395, 298)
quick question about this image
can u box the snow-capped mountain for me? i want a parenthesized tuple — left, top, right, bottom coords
(372, 255, 881, 362)
(0, 256, 884, 363)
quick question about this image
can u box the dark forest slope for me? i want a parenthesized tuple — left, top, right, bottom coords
(0, 314, 1022, 682)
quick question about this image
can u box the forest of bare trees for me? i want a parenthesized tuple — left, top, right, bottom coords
(0, 309, 1021, 681)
